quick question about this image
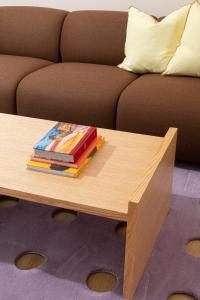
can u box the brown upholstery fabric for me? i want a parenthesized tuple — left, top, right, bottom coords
(0, 55, 52, 114)
(0, 7, 67, 62)
(61, 11, 128, 65)
(17, 63, 137, 128)
(117, 74, 200, 162)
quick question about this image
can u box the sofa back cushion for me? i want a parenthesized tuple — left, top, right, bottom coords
(0, 7, 67, 62)
(61, 11, 127, 65)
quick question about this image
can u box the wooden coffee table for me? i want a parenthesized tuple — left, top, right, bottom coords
(0, 113, 177, 299)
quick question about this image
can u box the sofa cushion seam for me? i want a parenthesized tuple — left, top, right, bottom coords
(15, 62, 54, 114)
(114, 75, 141, 129)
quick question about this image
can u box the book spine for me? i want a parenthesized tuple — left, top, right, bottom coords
(72, 128, 97, 162)
(32, 157, 78, 168)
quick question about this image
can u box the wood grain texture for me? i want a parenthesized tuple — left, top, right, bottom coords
(0, 113, 164, 221)
(15, 252, 45, 270)
(185, 240, 200, 257)
(86, 271, 117, 292)
(123, 128, 177, 300)
(0, 195, 18, 208)
(167, 294, 197, 300)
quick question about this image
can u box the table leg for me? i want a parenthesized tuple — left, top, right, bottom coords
(123, 128, 177, 300)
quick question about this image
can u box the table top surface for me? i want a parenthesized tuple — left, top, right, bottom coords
(0, 113, 171, 220)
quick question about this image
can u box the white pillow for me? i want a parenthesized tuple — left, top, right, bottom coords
(164, 1, 200, 77)
(118, 5, 190, 74)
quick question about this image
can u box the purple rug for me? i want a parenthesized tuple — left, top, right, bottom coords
(0, 163, 200, 300)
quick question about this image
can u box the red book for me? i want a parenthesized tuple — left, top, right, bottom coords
(34, 122, 97, 163)
(31, 136, 104, 168)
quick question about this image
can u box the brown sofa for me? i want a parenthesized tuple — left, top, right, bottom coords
(0, 6, 199, 163)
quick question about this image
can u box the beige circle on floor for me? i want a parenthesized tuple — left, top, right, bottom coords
(167, 293, 197, 300)
(185, 239, 200, 257)
(15, 252, 45, 270)
(86, 271, 117, 292)
(0, 196, 18, 208)
(52, 209, 77, 222)
(115, 222, 127, 239)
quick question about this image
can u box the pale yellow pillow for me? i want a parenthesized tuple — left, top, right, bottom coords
(164, 1, 200, 77)
(118, 5, 190, 74)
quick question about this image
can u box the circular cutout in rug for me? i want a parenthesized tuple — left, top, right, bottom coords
(115, 222, 127, 239)
(52, 209, 77, 222)
(167, 293, 197, 300)
(0, 196, 18, 208)
(86, 270, 117, 292)
(185, 239, 200, 257)
(15, 252, 45, 270)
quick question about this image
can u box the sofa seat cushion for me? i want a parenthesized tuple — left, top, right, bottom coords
(0, 55, 52, 114)
(117, 74, 200, 162)
(17, 62, 137, 128)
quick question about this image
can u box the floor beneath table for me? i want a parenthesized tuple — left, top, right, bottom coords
(0, 162, 200, 300)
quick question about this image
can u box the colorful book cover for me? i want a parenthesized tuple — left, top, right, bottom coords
(31, 136, 104, 168)
(34, 122, 97, 163)
(27, 136, 105, 178)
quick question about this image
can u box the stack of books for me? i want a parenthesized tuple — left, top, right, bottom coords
(27, 122, 104, 178)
